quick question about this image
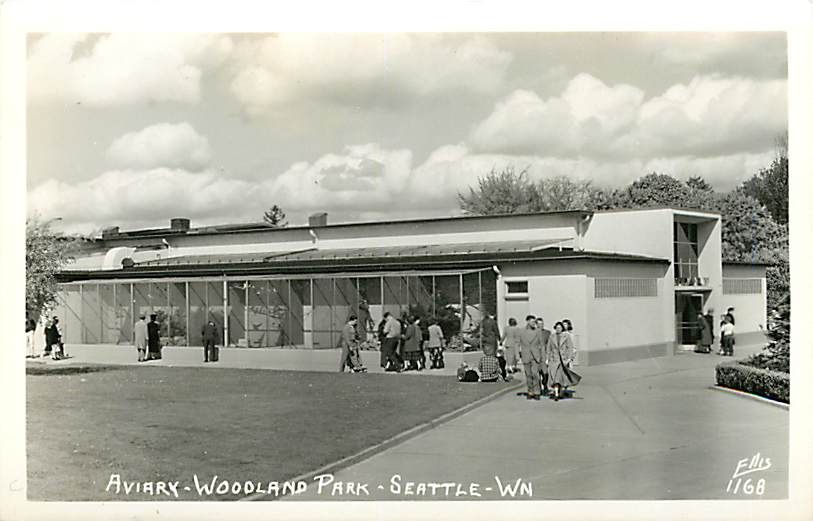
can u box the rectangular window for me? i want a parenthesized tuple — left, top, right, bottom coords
(505, 281, 528, 295)
(674, 221, 700, 285)
(595, 278, 658, 298)
(723, 278, 763, 295)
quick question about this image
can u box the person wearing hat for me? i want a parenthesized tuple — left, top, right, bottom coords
(201, 319, 219, 362)
(147, 313, 162, 360)
(134, 314, 148, 362)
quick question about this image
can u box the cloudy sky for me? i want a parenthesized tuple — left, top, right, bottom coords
(26, 32, 787, 234)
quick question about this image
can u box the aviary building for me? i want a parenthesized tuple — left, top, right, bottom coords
(54, 208, 767, 365)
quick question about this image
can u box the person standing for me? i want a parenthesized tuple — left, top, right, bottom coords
(518, 315, 543, 400)
(500, 317, 521, 373)
(725, 307, 736, 325)
(547, 322, 578, 401)
(339, 315, 365, 372)
(536, 317, 552, 396)
(725, 307, 736, 351)
(147, 314, 162, 360)
(134, 314, 148, 362)
(202, 320, 218, 362)
(26, 314, 37, 358)
(45, 317, 63, 360)
(377, 315, 389, 368)
(721, 315, 736, 356)
(480, 313, 500, 356)
(382, 312, 403, 371)
(357, 299, 374, 344)
(402, 316, 422, 371)
(694, 313, 713, 353)
(704, 308, 716, 349)
(426, 318, 445, 369)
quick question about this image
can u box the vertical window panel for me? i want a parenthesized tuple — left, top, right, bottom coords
(188, 281, 207, 347)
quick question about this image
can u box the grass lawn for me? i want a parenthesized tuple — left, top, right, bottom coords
(27, 365, 512, 501)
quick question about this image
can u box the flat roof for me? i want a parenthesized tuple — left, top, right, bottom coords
(104, 210, 593, 240)
(57, 242, 669, 282)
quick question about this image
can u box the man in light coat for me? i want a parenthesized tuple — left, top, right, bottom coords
(339, 315, 364, 372)
(134, 314, 148, 362)
(536, 317, 552, 395)
(518, 315, 543, 400)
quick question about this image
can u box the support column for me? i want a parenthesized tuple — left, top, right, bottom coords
(185, 282, 190, 347)
(223, 279, 228, 347)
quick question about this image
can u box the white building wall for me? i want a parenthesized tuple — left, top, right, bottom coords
(721, 264, 768, 338)
(498, 262, 589, 359)
(588, 277, 667, 349)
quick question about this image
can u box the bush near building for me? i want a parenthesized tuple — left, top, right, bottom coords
(715, 293, 790, 403)
(715, 361, 789, 404)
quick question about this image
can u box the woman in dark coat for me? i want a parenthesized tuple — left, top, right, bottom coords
(695, 313, 713, 353)
(402, 316, 423, 370)
(147, 314, 162, 360)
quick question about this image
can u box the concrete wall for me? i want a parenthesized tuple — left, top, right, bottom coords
(582, 209, 673, 259)
(586, 277, 670, 365)
(721, 264, 768, 335)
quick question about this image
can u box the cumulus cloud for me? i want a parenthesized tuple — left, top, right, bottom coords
(30, 139, 776, 235)
(28, 33, 233, 106)
(27, 168, 259, 234)
(471, 73, 787, 159)
(634, 75, 787, 156)
(229, 33, 513, 113)
(267, 144, 415, 210)
(107, 123, 212, 170)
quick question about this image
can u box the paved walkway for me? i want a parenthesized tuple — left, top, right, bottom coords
(276, 343, 788, 501)
(29, 342, 788, 500)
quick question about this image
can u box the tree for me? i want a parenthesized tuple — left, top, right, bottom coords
(686, 176, 713, 192)
(458, 166, 543, 215)
(536, 176, 613, 212)
(740, 132, 788, 225)
(612, 172, 694, 209)
(715, 190, 786, 263)
(263, 205, 288, 227)
(26, 216, 77, 320)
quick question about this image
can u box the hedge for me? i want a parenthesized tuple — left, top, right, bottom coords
(715, 361, 789, 404)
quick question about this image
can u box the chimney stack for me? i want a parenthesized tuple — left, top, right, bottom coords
(101, 226, 120, 239)
(308, 212, 328, 227)
(170, 218, 190, 232)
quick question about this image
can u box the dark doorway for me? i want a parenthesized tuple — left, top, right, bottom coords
(675, 292, 705, 345)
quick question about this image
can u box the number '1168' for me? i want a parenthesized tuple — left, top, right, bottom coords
(727, 478, 765, 495)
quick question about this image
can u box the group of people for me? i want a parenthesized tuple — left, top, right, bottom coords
(461, 315, 580, 402)
(339, 311, 449, 373)
(694, 306, 737, 356)
(25, 314, 67, 360)
(133, 314, 163, 362)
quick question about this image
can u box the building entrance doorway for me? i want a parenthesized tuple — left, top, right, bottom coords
(675, 292, 705, 347)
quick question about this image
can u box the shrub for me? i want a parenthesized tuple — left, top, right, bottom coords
(715, 361, 789, 404)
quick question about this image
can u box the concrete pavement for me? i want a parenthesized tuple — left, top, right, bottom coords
(29, 342, 788, 500)
(276, 342, 789, 501)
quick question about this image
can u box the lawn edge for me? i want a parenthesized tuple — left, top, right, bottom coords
(709, 385, 790, 410)
(241, 380, 523, 502)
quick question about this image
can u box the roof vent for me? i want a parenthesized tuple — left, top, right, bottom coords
(308, 212, 328, 227)
(170, 218, 190, 231)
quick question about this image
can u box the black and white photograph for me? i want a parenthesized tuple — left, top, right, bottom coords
(2, 1, 812, 520)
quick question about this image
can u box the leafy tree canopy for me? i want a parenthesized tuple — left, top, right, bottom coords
(26, 216, 77, 320)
